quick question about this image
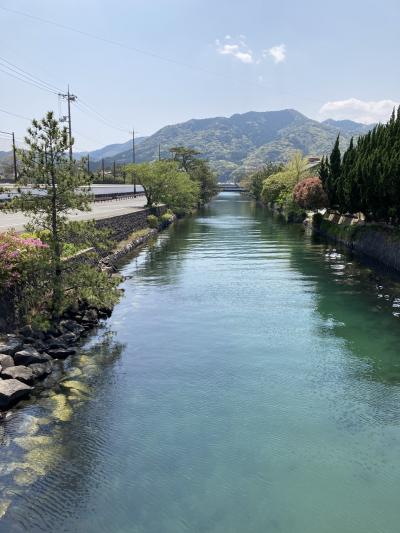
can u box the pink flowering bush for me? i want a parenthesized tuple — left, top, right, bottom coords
(0, 231, 49, 288)
(293, 176, 328, 210)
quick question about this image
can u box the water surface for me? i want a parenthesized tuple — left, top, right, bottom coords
(1, 193, 400, 532)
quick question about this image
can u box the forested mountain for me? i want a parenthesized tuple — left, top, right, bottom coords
(322, 119, 375, 136)
(0, 110, 374, 181)
(74, 136, 147, 161)
(99, 109, 373, 181)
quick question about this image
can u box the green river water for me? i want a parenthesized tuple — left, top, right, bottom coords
(0, 192, 400, 532)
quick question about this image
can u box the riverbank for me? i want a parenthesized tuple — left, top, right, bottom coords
(0, 208, 175, 411)
(312, 214, 400, 272)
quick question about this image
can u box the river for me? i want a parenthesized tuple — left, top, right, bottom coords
(1, 192, 400, 532)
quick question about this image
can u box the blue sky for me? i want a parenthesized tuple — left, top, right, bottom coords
(0, 0, 399, 151)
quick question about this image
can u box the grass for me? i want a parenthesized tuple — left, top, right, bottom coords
(114, 228, 152, 251)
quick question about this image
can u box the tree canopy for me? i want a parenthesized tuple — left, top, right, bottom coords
(127, 160, 200, 212)
(320, 107, 400, 221)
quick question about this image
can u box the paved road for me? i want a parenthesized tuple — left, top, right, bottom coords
(0, 196, 148, 231)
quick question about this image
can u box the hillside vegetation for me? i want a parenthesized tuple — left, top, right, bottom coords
(101, 109, 372, 181)
(1, 109, 374, 182)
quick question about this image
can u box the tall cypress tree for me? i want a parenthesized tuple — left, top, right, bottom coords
(327, 135, 341, 207)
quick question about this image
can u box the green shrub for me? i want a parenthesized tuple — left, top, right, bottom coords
(173, 207, 188, 218)
(160, 212, 174, 228)
(147, 214, 159, 228)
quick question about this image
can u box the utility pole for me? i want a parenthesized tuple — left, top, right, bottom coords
(0, 130, 18, 182)
(132, 127, 136, 196)
(87, 154, 90, 174)
(59, 86, 77, 162)
(12, 132, 17, 182)
(158, 143, 161, 161)
(102, 158, 105, 181)
(113, 160, 116, 182)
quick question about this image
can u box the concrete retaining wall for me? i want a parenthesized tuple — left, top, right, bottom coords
(315, 218, 400, 272)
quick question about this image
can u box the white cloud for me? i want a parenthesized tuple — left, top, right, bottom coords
(319, 98, 399, 124)
(264, 44, 286, 64)
(216, 36, 253, 64)
(216, 37, 286, 65)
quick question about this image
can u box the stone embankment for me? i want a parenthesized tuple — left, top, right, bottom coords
(0, 305, 108, 409)
(0, 207, 174, 411)
(313, 211, 400, 272)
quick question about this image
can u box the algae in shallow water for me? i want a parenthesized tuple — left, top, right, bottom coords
(67, 389, 88, 403)
(0, 498, 11, 518)
(60, 380, 90, 395)
(51, 394, 73, 422)
(14, 435, 52, 451)
(62, 367, 83, 380)
(24, 446, 62, 476)
(13, 468, 38, 487)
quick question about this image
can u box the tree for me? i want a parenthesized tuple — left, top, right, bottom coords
(187, 159, 218, 205)
(287, 151, 309, 183)
(7, 112, 116, 320)
(318, 156, 330, 197)
(328, 135, 341, 206)
(169, 146, 217, 205)
(293, 176, 328, 210)
(127, 160, 199, 212)
(241, 162, 284, 201)
(261, 170, 295, 205)
(169, 146, 200, 172)
(323, 107, 400, 221)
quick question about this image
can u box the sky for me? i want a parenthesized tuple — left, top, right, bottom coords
(0, 0, 399, 152)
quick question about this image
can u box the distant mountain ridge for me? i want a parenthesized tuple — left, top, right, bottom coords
(74, 136, 147, 161)
(322, 118, 375, 135)
(0, 110, 375, 181)
(97, 109, 374, 180)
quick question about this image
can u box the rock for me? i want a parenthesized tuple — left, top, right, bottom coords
(98, 305, 113, 318)
(23, 337, 36, 345)
(14, 346, 49, 366)
(46, 326, 60, 337)
(33, 339, 47, 353)
(0, 379, 33, 409)
(32, 328, 45, 340)
(0, 339, 24, 356)
(0, 354, 14, 369)
(29, 363, 52, 380)
(47, 347, 76, 360)
(83, 309, 98, 323)
(59, 320, 84, 336)
(58, 332, 77, 345)
(2, 366, 33, 385)
(46, 337, 67, 350)
(19, 325, 33, 338)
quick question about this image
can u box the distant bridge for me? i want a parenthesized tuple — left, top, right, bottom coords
(218, 183, 246, 193)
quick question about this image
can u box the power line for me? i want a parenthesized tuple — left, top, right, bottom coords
(75, 101, 129, 134)
(0, 64, 59, 95)
(0, 107, 31, 121)
(0, 4, 280, 95)
(0, 53, 129, 135)
(78, 98, 130, 132)
(0, 55, 62, 94)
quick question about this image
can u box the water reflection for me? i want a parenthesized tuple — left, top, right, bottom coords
(1, 194, 400, 532)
